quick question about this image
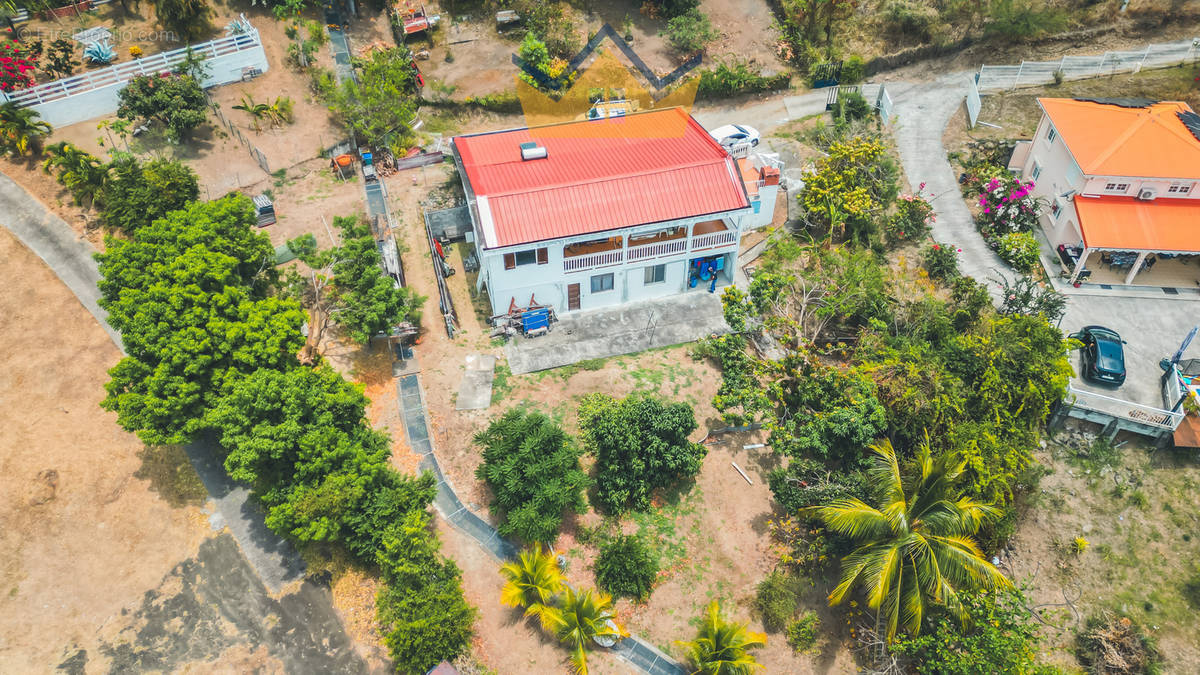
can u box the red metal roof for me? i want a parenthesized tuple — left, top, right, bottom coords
(454, 107, 751, 249)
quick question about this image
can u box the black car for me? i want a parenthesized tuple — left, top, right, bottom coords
(1070, 325, 1127, 386)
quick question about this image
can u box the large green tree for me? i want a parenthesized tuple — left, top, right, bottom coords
(97, 195, 302, 444)
(285, 216, 423, 356)
(150, 0, 211, 41)
(474, 409, 588, 543)
(99, 156, 199, 232)
(375, 510, 476, 674)
(578, 393, 707, 514)
(330, 47, 418, 148)
(204, 365, 434, 552)
(808, 439, 1010, 642)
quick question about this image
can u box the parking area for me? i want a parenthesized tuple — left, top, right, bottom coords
(1059, 293, 1200, 409)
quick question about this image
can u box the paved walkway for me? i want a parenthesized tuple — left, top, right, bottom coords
(506, 291, 730, 375)
(0, 170, 307, 594)
(396, 372, 688, 675)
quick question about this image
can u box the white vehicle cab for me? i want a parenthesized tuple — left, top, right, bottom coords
(708, 123, 760, 148)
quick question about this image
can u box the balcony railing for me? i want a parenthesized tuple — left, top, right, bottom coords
(563, 249, 623, 273)
(691, 230, 738, 251)
(627, 238, 687, 262)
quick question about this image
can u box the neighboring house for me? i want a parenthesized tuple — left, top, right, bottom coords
(451, 107, 780, 317)
(1010, 97, 1200, 285)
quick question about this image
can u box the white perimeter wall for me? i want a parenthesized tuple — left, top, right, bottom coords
(2, 31, 269, 128)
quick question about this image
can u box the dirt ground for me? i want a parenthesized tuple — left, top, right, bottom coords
(414, 0, 782, 99)
(0, 228, 210, 671)
(1010, 425, 1200, 672)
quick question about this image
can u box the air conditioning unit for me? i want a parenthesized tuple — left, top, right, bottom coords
(1137, 187, 1157, 201)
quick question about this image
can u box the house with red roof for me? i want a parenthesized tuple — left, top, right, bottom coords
(451, 107, 779, 317)
(1010, 97, 1200, 286)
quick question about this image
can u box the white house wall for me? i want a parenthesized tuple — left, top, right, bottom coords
(1020, 115, 1086, 247)
(479, 212, 747, 317)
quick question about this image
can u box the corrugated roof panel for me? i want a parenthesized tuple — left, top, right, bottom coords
(454, 108, 751, 248)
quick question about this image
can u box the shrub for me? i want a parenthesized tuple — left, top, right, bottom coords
(1075, 613, 1162, 675)
(641, 0, 699, 19)
(840, 54, 865, 84)
(830, 90, 871, 122)
(696, 61, 790, 100)
(117, 73, 208, 144)
(922, 242, 960, 280)
(1183, 565, 1200, 609)
(997, 275, 1066, 323)
(883, 1, 940, 42)
(754, 570, 801, 632)
(578, 393, 706, 513)
(0, 42, 37, 92)
(785, 612, 820, 653)
(329, 47, 419, 148)
(99, 157, 200, 232)
(975, 174, 1040, 237)
(996, 231, 1041, 272)
(985, 0, 1068, 42)
(594, 535, 659, 600)
(884, 190, 934, 245)
(474, 409, 588, 543)
(463, 91, 522, 113)
(768, 459, 865, 513)
(893, 588, 1051, 675)
(663, 8, 719, 53)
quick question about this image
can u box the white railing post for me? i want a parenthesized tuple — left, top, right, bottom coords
(1012, 62, 1023, 89)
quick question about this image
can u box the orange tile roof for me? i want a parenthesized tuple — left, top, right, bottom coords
(1075, 195, 1200, 253)
(1039, 98, 1200, 179)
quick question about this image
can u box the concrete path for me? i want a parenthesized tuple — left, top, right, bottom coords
(396, 372, 689, 675)
(0, 170, 308, 593)
(506, 291, 730, 375)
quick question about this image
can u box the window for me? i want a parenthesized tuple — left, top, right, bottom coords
(1031, 161, 1042, 181)
(644, 264, 666, 285)
(1168, 183, 1194, 194)
(1051, 199, 1063, 219)
(1047, 126, 1057, 144)
(1104, 182, 1130, 193)
(503, 247, 548, 270)
(591, 273, 614, 293)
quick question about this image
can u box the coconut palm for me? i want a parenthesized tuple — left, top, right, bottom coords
(677, 600, 766, 675)
(499, 544, 565, 630)
(542, 587, 626, 675)
(0, 102, 52, 157)
(808, 438, 1011, 642)
(41, 142, 108, 206)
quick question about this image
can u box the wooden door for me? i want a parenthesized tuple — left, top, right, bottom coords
(567, 283, 581, 311)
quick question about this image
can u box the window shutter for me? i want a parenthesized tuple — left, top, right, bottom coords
(536, 247, 548, 265)
(503, 253, 516, 270)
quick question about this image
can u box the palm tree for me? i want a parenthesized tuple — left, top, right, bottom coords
(499, 544, 565, 630)
(808, 438, 1011, 642)
(677, 600, 766, 675)
(41, 142, 107, 206)
(0, 102, 52, 157)
(232, 93, 271, 132)
(542, 587, 626, 675)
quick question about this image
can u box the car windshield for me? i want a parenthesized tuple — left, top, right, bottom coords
(1095, 337, 1123, 373)
(733, 125, 748, 134)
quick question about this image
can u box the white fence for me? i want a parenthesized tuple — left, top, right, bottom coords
(1062, 384, 1183, 432)
(1, 25, 268, 127)
(976, 38, 1198, 91)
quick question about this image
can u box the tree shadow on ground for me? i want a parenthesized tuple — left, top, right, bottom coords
(133, 444, 208, 508)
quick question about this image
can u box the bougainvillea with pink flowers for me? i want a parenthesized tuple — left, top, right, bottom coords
(974, 174, 1042, 238)
(0, 43, 38, 93)
(885, 182, 935, 244)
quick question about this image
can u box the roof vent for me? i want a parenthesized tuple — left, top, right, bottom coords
(1137, 187, 1157, 201)
(520, 141, 548, 161)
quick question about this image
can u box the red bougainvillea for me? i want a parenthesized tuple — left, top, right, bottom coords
(0, 42, 38, 93)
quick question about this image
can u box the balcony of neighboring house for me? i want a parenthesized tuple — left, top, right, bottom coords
(563, 236, 624, 273)
(690, 219, 738, 251)
(626, 226, 688, 262)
